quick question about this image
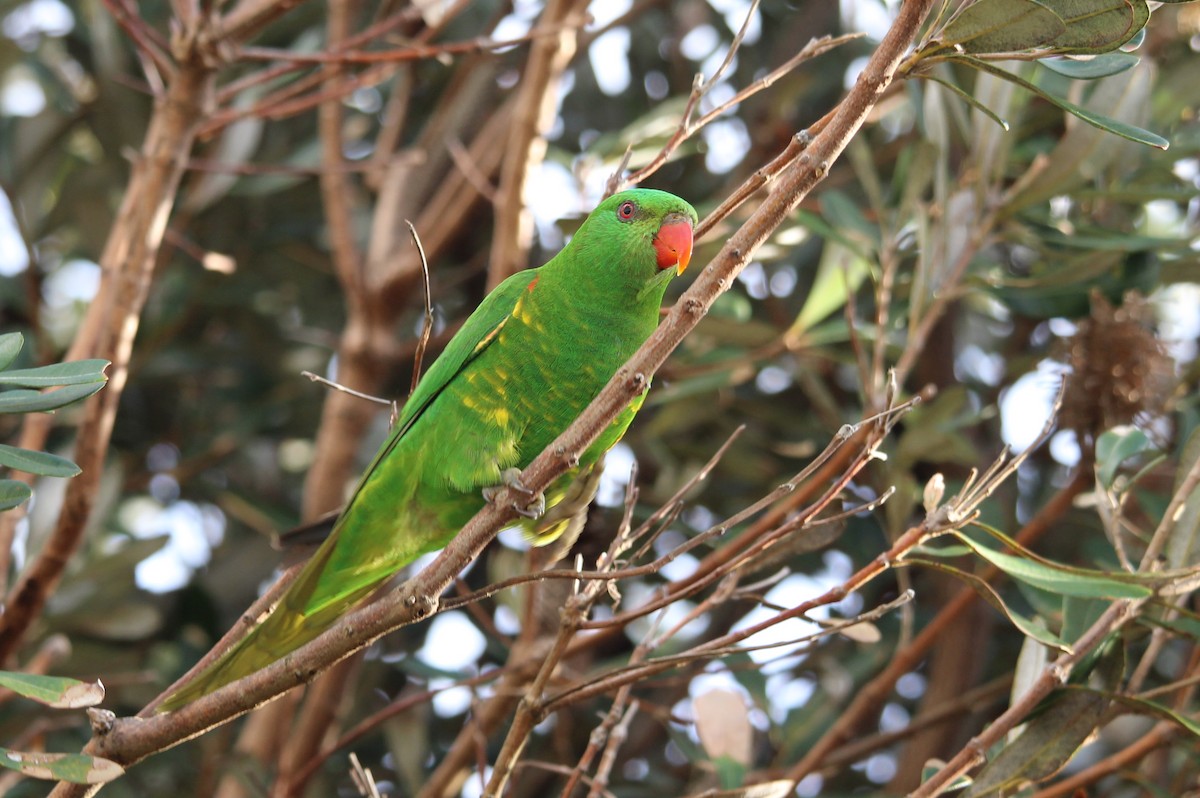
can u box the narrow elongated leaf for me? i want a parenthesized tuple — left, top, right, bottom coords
(921, 73, 1011, 130)
(1140, 611, 1200, 642)
(905, 558, 1071, 651)
(0, 382, 106, 414)
(0, 480, 32, 511)
(787, 241, 872, 338)
(955, 56, 1169, 148)
(1039, 52, 1139, 80)
(0, 672, 105, 707)
(0, 359, 109, 387)
(0, 445, 81, 478)
(1105, 692, 1200, 737)
(952, 534, 1153, 599)
(0, 333, 22, 371)
(0, 747, 124, 784)
(940, 0, 1066, 53)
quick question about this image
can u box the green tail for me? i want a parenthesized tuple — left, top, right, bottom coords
(157, 543, 377, 711)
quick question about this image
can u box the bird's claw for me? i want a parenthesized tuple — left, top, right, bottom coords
(483, 468, 545, 519)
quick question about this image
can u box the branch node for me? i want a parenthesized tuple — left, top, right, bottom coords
(87, 708, 116, 736)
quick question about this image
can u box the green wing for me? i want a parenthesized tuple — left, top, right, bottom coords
(342, 268, 539, 508)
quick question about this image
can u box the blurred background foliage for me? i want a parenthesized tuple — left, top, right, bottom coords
(1, 0, 1199, 796)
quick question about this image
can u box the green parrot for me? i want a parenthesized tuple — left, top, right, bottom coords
(160, 188, 696, 709)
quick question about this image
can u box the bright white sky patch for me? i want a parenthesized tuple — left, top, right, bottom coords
(526, 160, 577, 251)
(587, 0, 633, 96)
(491, 1, 537, 45)
(596, 441, 636, 507)
(128, 499, 227, 593)
(840, 0, 898, 40)
(1155, 282, 1200, 364)
(681, 24, 719, 61)
(999, 361, 1064, 454)
(731, 573, 829, 667)
(1, 66, 45, 116)
(0, 192, 29, 275)
(588, 27, 631, 95)
(3, 0, 74, 43)
(708, 0, 761, 43)
(430, 680, 472, 718)
(703, 117, 750, 174)
(43, 258, 100, 305)
(419, 611, 486, 672)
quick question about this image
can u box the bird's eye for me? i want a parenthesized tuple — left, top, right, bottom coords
(617, 200, 636, 221)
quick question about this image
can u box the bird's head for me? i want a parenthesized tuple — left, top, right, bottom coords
(567, 188, 698, 300)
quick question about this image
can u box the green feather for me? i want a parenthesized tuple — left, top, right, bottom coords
(160, 189, 697, 710)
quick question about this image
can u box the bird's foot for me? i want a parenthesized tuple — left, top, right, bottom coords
(483, 468, 545, 519)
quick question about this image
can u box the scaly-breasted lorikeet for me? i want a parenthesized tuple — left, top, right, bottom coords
(160, 188, 696, 709)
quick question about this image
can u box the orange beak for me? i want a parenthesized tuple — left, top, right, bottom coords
(653, 217, 694, 274)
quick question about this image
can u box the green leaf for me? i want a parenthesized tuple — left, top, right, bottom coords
(1104, 692, 1200, 738)
(714, 756, 748, 790)
(785, 242, 871, 339)
(0, 444, 82, 478)
(965, 646, 1122, 797)
(1140, 611, 1200, 642)
(1061, 596, 1110, 643)
(922, 72, 1011, 130)
(940, 0, 1066, 54)
(0, 358, 110, 387)
(0, 746, 124, 784)
(905, 558, 1072, 651)
(0, 480, 32, 511)
(1095, 425, 1155, 487)
(0, 333, 22, 371)
(0, 672, 105, 708)
(0, 381, 106, 414)
(819, 190, 877, 251)
(954, 56, 1169, 148)
(952, 534, 1153, 599)
(1039, 52, 1140, 80)
(1040, 0, 1149, 54)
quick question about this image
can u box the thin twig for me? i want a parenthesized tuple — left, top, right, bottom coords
(405, 220, 435, 396)
(302, 371, 393, 406)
